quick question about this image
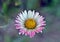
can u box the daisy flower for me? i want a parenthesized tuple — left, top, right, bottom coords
(15, 10, 46, 38)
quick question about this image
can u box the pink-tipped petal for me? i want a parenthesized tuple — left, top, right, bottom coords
(29, 31, 35, 38)
(15, 10, 46, 38)
(35, 27, 44, 33)
(25, 31, 28, 36)
(40, 21, 46, 24)
(19, 29, 24, 35)
(15, 20, 19, 23)
(15, 24, 20, 29)
(40, 16, 45, 21)
(41, 24, 46, 26)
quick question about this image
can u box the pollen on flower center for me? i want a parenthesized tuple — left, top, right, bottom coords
(24, 19, 36, 29)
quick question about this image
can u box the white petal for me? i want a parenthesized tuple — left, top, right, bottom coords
(22, 10, 27, 19)
(19, 13, 25, 21)
(36, 24, 41, 28)
(23, 28, 27, 31)
(40, 31, 42, 33)
(34, 15, 40, 23)
(15, 20, 21, 23)
(32, 10, 35, 18)
(35, 16, 42, 28)
(16, 16, 23, 22)
(40, 16, 44, 21)
(35, 15, 43, 25)
(34, 12, 39, 19)
(20, 22, 24, 26)
(15, 21, 24, 27)
(19, 32, 21, 35)
(28, 10, 33, 18)
(18, 26, 26, 30)
(37, 16, 45, 24)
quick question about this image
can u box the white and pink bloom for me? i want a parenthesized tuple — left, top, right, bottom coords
(15, 10, 46, 38)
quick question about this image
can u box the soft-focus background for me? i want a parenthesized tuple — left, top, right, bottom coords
(0, 0, 60, 42)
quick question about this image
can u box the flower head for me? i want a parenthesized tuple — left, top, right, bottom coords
(15, 10, 46, 38)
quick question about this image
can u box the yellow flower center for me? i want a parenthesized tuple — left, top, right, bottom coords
(24, 19, 36, 29)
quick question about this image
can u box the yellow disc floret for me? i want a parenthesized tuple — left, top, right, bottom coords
(24, 19, 36, 29)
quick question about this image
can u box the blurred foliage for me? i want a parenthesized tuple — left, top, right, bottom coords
(27, 0, 39, 10)
(13, 36, 30, 42)
(52, 0, 59, 6)
(4, 34, 12, 42)
(1, 0, 60, 21)
(14, 0, 22, 6)
(0, 0, 60, 42)
(2, 2, 8, 14)
(2, 2, 9, 23)
(56, 6, 60, 18)
(40, 0, 52, 7)
(0, 0, 22, 23)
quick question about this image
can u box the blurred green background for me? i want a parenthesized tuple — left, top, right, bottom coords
(0, 0, 60, 42)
